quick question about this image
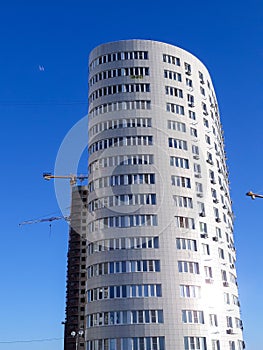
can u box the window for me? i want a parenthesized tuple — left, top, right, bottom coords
(175, 216, 195, 229)
(123, 337, 165, 350)
(176, 238, 197, 251)
(203, 118, 210, 129)
(189, 110, 196, 120)
(229, 341, 236, 350)
(200, 86, 206, 96)
(202, 102, 208, 114)
(218, 248, 225, 260)
(164, 69, 182, 81)
(199, 71, 204, 82)
(109, 339, 116, 350)
(165, 86, 183, 98)
(166, 103, 185, 115)
(173, 195, 193, 208)
(180, 285, 201, 298)
(204, 266, 213, 278)
(190, 127, 198, 137)
(202, 243, 210, 255)
(163, 53, 180, 66)
(211, 188, 218, 201)
(198, 202, 205, 216)
(89, 154, 154, 172)
(89, 100, 151, 120)
(184, 337, 207, 350)
(87, 337, 165, 350)
(237, 341, 245, 350)
(200, 222, 207, 233)
(194, 163, 201, 176)
(89, 173, 155, 191)
(205, 134, 211, 144)
(170, 156, 189, 168)
(168, 138, 187, 150)
(209, 170, 215, 183)
(178, 261, 199, 274)
(233, 294, 239, 306)
(186, 78, 193, 88)
(89, 83, 150, 103)
(89, 66, 150, 86)
(90, 50, 149, 70)
(196, 182, 203, 194)
(88, 236, 159, 254)
(207, 152, 213, 164)
(89, 193, 157, 211)
(210, 314, 218, 327)
(235, 317, 243, 330)
(192, 145, 199, 155)
(187, 94, 195, 106)
(226, 316, 233, 328)
(184, 63, 192, 74)
(221, 270, 228, 282)
(229, 272, 236, 285)
(88, 214, 157, 232)
(214, 207, 220, 220)
(88, 309, 164, 327)
(216, 227, 222, 238)
(224, 292, 230, 305)
(212, 340, 220, 350)
(89, 135, 153, 155)
(171, 175, 191, 188)
(89, 117, 152, 137)
(182, 310, 204, 324)
(168, 120, 186, 132)
(88, 259, 161, 278)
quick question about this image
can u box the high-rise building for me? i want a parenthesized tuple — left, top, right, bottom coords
(65, 39, 245, 350)
(64, 186, 88, 349)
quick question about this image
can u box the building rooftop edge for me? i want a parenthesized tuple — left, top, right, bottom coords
(89, 39, 208, 73)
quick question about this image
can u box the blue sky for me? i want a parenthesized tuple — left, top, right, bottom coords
(0, 0, 262, 349)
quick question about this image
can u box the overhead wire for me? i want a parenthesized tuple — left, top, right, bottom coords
(20, 207, 70, 223)
(0, 100, 88, 106)
(0, 337, 63, 344)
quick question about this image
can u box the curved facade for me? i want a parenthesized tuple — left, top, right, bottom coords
(86, 40, 244, 350)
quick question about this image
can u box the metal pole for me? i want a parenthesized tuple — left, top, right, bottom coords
(71, 329, 83, 350)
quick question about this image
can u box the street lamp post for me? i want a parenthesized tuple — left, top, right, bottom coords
(246, 191, 263, 200)
(71, 330, 84, 350)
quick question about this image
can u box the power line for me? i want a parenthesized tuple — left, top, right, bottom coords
(0, 337, 63, 344)
(0, 100, 88, 106)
